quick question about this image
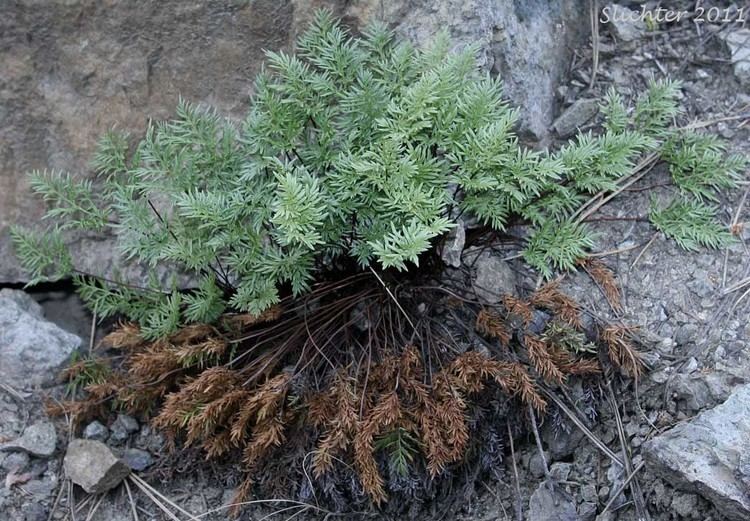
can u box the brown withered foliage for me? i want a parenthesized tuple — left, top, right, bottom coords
(475, 308, 511, 346)
(52, 274, 642, 512)
(601, 325, 644, 380)
(578, 258, 623, 312)
(501, 294, 534, 325)
(530, 279, 582, 328)
(100, 321, 144, 350)
(523, 333, 568, 385)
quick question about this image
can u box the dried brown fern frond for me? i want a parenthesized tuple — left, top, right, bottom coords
(493, 362, 547, 413)
(242, 412, 290, 467)
(128, 340, 181, 380)
(354, 391, 402, 504)
(222, 305, 283, 331)
(186, 388, 249, 446)
(530, 280, 582, 328)
(578, 258, 623, 312)
(475, 308, 511, 346)
(100, 321, 143, 350)
(154, 367, 241, 435)
(523, 334, 567, 385)
(169, 323, 216, 345)
(229, 476, 255, 518)
(601, 325, 644, 380)
(230, 372, 292, 445)
(174, 338, 228, 368)
(502, 294, 534, 326)
(312, 374, 358, 477)
(565, 358, 602, 375)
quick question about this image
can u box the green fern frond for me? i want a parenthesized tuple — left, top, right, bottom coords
(649, 198, 735, 251)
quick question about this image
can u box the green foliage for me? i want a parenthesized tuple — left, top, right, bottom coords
(649, 198, 735, 251)
(12, 10, 742, 338)
(10, 226, 73, 286)
(542, 321, 597, 354)
(661, 133, 744, 202)
(375, 427, 419, 477)
(523, 221, 595, 279)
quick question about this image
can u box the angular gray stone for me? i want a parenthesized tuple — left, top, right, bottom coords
(642, 384, 750, 521)
(109, 414, 139, 444)
(472, 253, 517, 304)
(0, 421, 57, 458)
(0, 289, 81, 388)
(528, 480, 581, 521)
(63, 439, 130, 494)
(0, 1, 588, 284)
(553, 99, 599, 138)
(82, 421, 109, 443)
(0, 451, 29, 472)
(121, 448, 153, 471)
(579, 502, 597, 521)
(441, 221, 465, 268)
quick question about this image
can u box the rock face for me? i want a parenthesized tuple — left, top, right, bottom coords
(642, 384, 750, 521)
(0, 289, 81, 388)
(0, 0, 588, 284)
(64, 439, 131, 494)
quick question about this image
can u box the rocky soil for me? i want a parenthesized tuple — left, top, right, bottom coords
(1, 1, 750, 521)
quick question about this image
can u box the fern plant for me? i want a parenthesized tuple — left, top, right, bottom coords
(12, 10, 743, 338)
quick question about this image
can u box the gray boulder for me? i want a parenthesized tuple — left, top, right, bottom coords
(0, 289, 80, 388)
(642, 384, 750, 521)
(64, 439, 131, 494)
(0, 0, 588, 284)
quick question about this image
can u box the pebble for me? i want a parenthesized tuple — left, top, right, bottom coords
(1, 451, 29, 472)
(121, 448, 153, 471)
(83, 421, 109, 442)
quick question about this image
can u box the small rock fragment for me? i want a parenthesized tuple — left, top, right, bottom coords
(550, 462, 572, 482)
(0, 422, 56, 458)
(528, 480, 581, 521)
(440, 220, 465, 268)
(63, 439, 130, 494)
(109, 414, 139, 444)
(579, 502, 597, 521)
(0, 451, 29, 472)
(83, 421, 109, 442)
(472, 253, 516, 304)
(121, 448, 153, 471)
(552, 99, 599, 138)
